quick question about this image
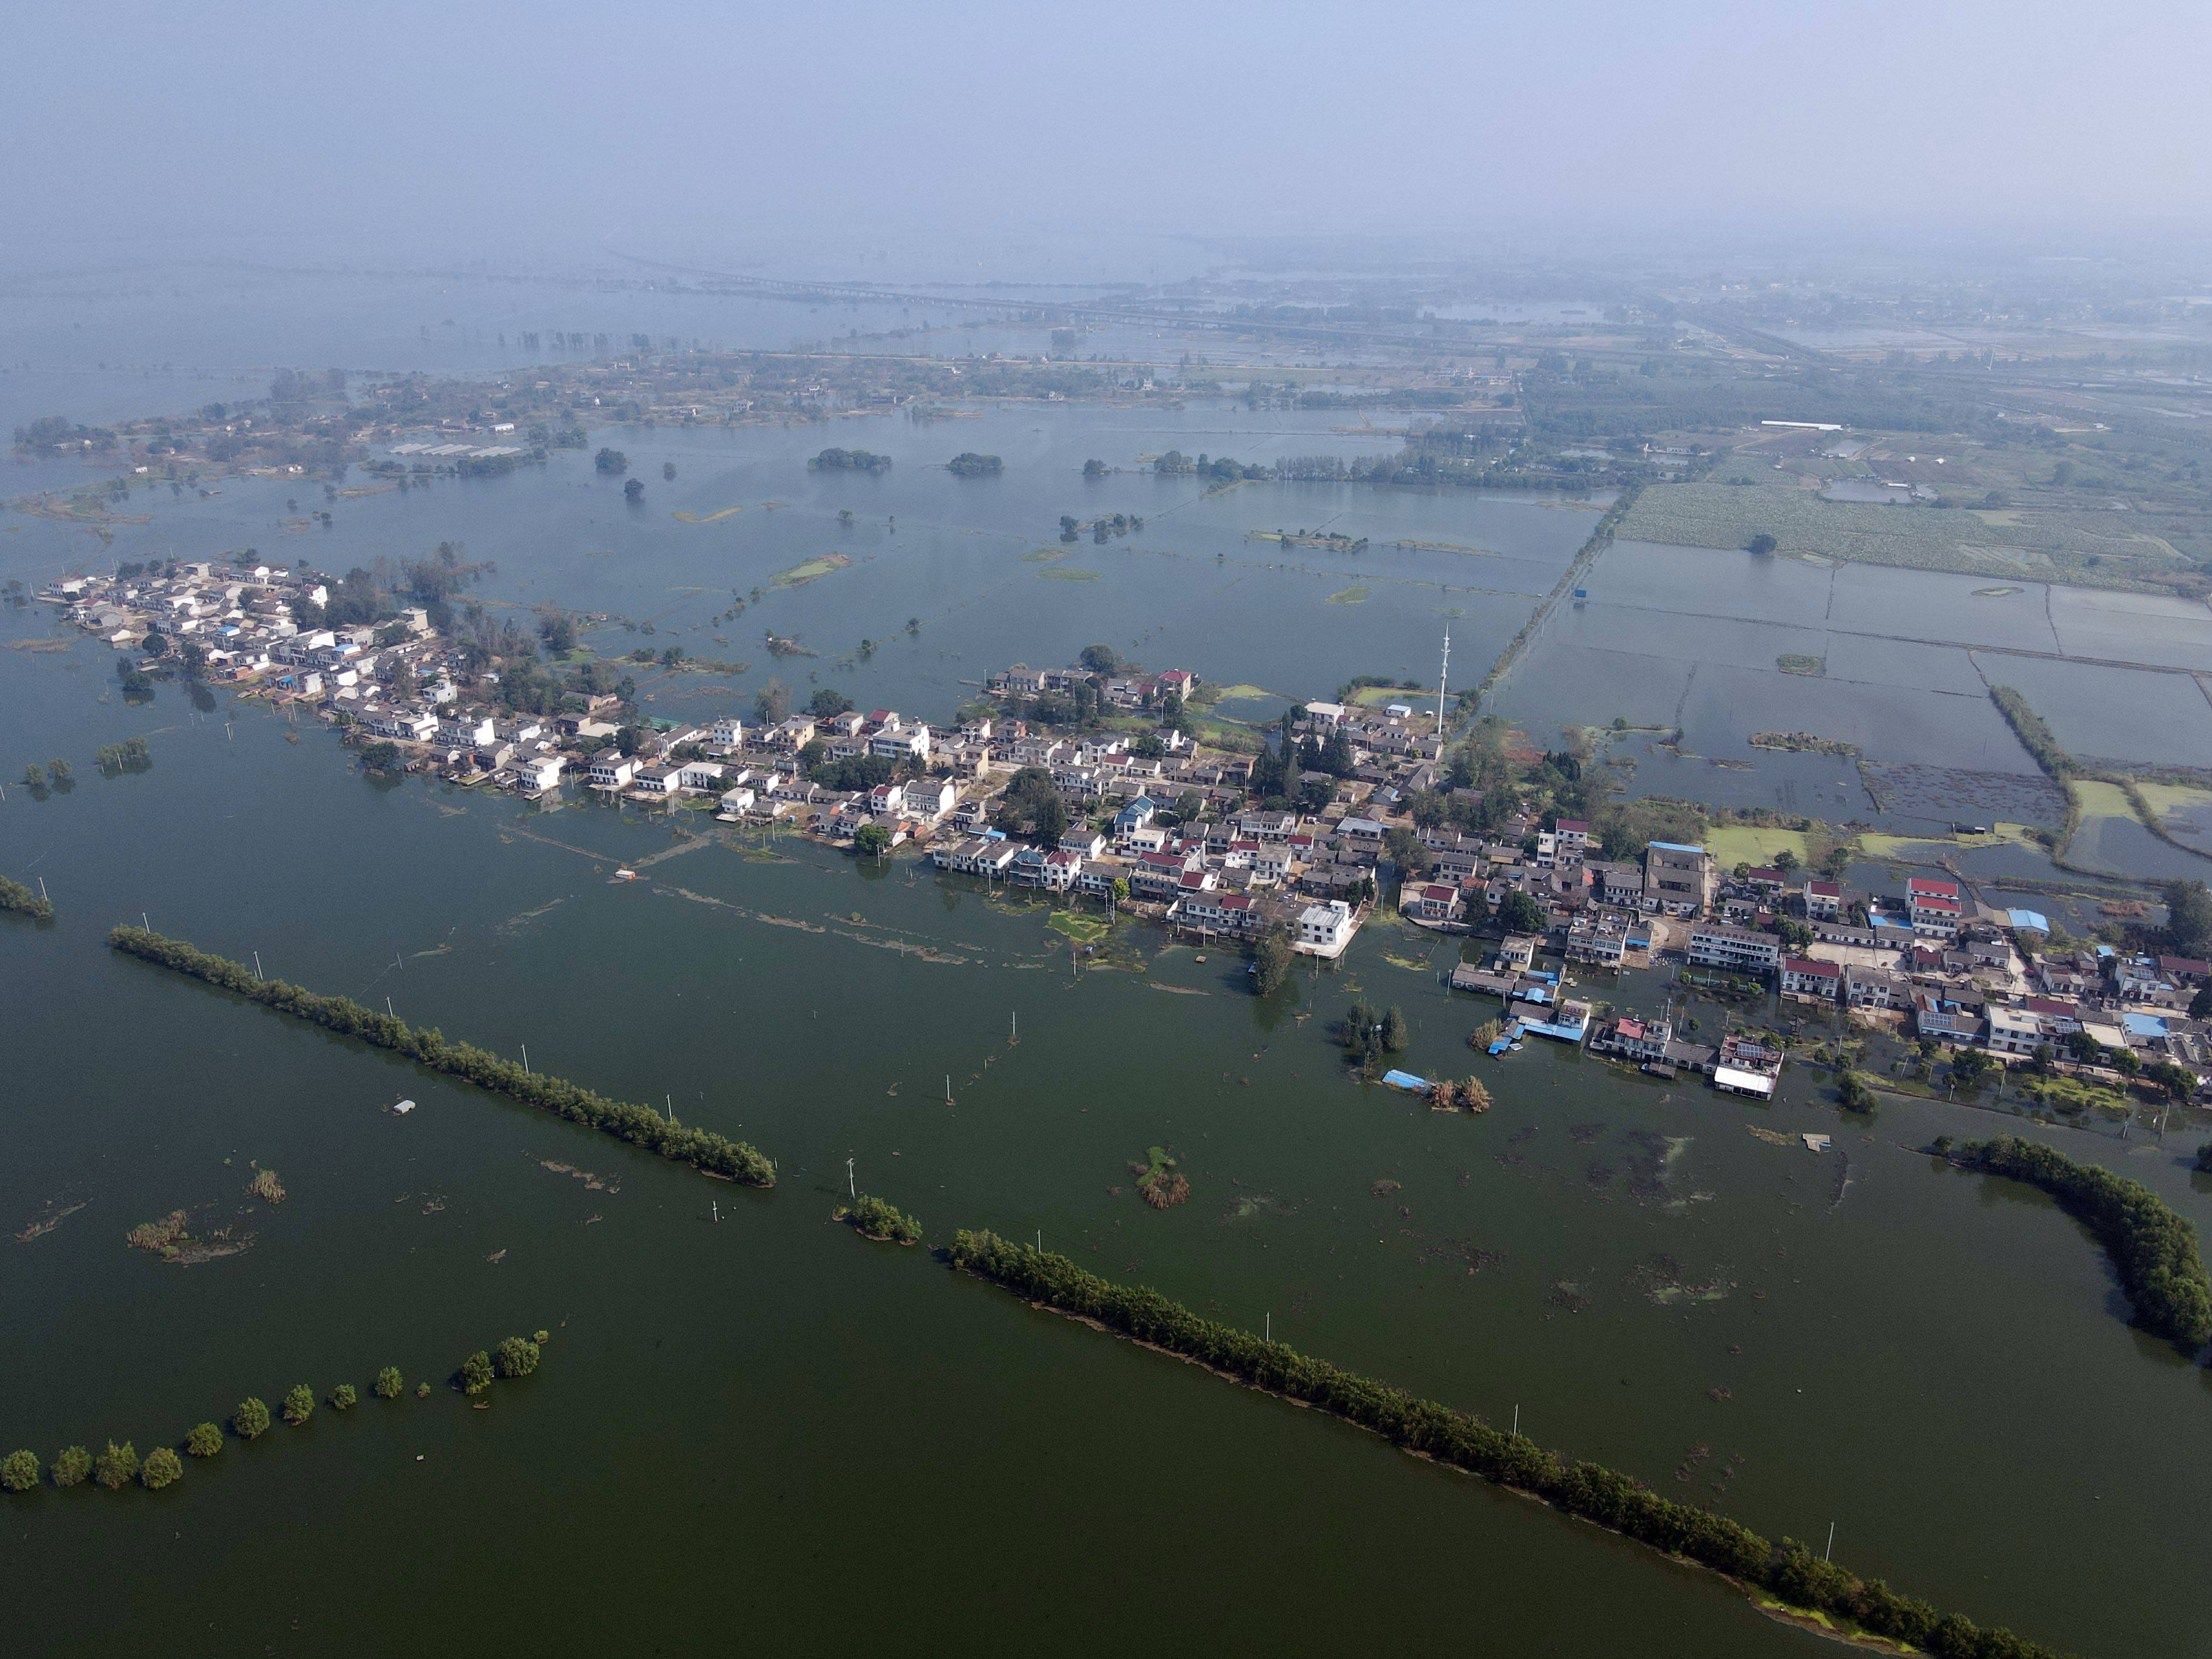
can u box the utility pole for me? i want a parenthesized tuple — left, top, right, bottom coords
(521, 1043, 529, 1074)
(253, 951, 263, 981)
(1434, 624, 1451, 741)
(1824, 1521, 1835, 1562)
(846, 1156, 855, 1198)
(1512, 1405, 1520, 1437)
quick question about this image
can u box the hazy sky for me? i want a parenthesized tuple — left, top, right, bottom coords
(15, 0, 2212, 269)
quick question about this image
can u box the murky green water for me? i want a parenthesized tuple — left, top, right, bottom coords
(2, 582, 2210, 1655)
(6, 401, 2212, 1654)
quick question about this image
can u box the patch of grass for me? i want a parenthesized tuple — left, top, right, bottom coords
(1701, 825, 1809, 868)
(1048, 910, 1109, 944)
(1037, 567, 1102, 582)
(768, 553, 853, 588)
(1325, 586, 1371, 605)
(1775, 654, 1823, 676)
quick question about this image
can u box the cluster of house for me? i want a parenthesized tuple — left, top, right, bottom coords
(46, 563, 361, 669)
(1432, 822, 2209, 1097)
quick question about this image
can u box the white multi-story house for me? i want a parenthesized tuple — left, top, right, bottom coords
(1687, 922, 1781, 975)
(1295, 900, 1356, 957)
(587, 754, 638, 791)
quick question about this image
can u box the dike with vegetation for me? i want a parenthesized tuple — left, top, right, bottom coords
(1989, 686, 2211, 870)
(945, 1229, 2070, 1659)
(1, 875, 54, 921)
(838, 1194, 924, 1244)
(1937, 1134, 2212, 1349)
(106, 928, 775, 1187)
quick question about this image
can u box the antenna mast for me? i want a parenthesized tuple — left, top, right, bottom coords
(1434, 625, 1451, 748)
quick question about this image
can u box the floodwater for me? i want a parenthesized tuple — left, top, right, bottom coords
(2, 602, 2211, 1658)
(4, 404, 1584, 718)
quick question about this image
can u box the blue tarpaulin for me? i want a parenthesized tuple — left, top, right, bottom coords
(1382, 1070, 1430, 1091)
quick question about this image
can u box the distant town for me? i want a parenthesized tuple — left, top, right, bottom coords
(40, 557, 2211, 1115)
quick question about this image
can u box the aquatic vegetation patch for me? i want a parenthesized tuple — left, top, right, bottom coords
(1036, 567, 1102, 582)
(1773, 654, 1823, 676)
(1324, 586, 1371, 604)
(1130, 1147, 1190, 1210)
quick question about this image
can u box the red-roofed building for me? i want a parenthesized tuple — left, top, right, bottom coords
(1781, 957, 1842, 1000)
(1804, 878, 1843, 920)
(1909, 889, 1963, 940)
(1406, 883, 1465, 925)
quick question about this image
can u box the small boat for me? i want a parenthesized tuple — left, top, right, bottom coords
(1194, 953, 1208, 963)
(614, 868, 638, 881)
(1510, 1042, 1525, 1052)
(392, 1099, 416, 1115)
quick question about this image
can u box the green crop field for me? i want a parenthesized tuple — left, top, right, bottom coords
(1618, 482, 2185, 590)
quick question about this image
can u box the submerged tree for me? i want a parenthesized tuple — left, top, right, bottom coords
(92, 1440, 140, 1490)
(493, 1336, 541, 1379)
(140, 1447, 182, 1489)
(50, 1445, 91, 1488)
(459, 1351, 494, 1395)
(0, 1449, 39, 1491)
(233, 1397, 271, 1440)
(282, 1385, 315, 1426)
(373, 1366, 404, 1401)
(184, 1422, 223, 1458)
(1252, 926, 1294, 997)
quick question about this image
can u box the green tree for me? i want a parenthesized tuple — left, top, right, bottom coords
(460, 1351, 494, 1395)
(1948, 1048, 1995, 1089)
(2197, 1142, 2212, 1175)
(854, 823, 892, 860)
(2191, 984, 2212, 1021)
(330, 1383, 358, 1410)
(1, 1448, 39, 1491)
(1253, 926, 1295, 997)
(1774, 916, 1813, 950)
(661, 461, 676, 482)
(1746, 533, 1777, 556)
(93, 1440, 140, 1490)
(232, 1398, 271, 1440)
(593, 447, 628, 475)
(140, 1447, 182, 1489)
(1497, 890, 1546, 935)
(48, 758, 71, 782)
(50, 1446, 91, 1488)
(2109, 1046, 2141, 1078)
(493, 1335, 541, 1379)
(807, 687, 853, 720)
(2161, 879, 2212, 956)
(1078, 644, 1118, 672)
(184, 1422, 222, 1458)
(373, 1366, 404, 1401)
(1835, 1070, 1875, 1111)
(623, 477, 645, 503)
(282, 1384, 315, 1426)
(22, 763, 45, 788)
(1383, 1005, 1410, 1052)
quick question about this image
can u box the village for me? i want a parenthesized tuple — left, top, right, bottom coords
(39, 559, 2212, 1117)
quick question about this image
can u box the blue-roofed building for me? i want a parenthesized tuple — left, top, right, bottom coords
(1114, 795, 1156, 833)
(2007, 908, 2051, 935)
(2122, 1011, 2169, 1041)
